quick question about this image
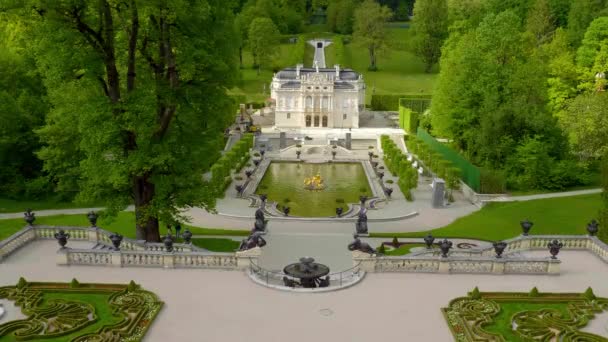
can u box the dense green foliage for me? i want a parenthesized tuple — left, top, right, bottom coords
(210, 134, 254, 197)
(248, 17, 281, 72)
(380, 135, 418, 200)
(412, 0, 448, 72)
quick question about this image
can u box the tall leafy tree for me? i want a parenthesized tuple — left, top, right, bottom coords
(562, 93, 608, 159)
(248, 17, 280, 74)
(526, 0, 555, 45)
(567, 0, 607, 47)
(353, 0, 393, 71)
(412, 0, 448, 72)
(26, 0, 239, 241)
(327, 0, 357, 34)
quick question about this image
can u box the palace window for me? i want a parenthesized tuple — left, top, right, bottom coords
(287, 113, 291, 119)
(343, 113, 347, 119)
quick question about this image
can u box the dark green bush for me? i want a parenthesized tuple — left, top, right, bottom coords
(480, 169, 507, 194)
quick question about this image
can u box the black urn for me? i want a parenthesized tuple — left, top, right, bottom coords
(24, 209, 35, 225)
(182, 229, 193, 244)
(371, 161, 379, 168)
(245, 170, 253, 178)
(235, 184, 244, 196)
(439, 239, 453, 258)
(87, 211, 98, 227)
(54, 230, 70, 249)
(378, 172, 384, 179)
(260, 150, 266, 158)
(493, 241, 507, 258)
(360, 195, 368, 205)
(259, 194, 267, 203)
(587, 220, 599, 236)
(423, 234, 435, 249)
(384, 187, 393, 198)
(163, 234, 174, 252)
(283, 206, 290, 216)
(368, 151, 374, 160)
(336, 207, 344, 217)
(520, 219, 533, 236)
(548, 240, 563, 259)
(296, 150, 302, 159)
(253, 159, 260, 167)
(109, 233, 123, 250)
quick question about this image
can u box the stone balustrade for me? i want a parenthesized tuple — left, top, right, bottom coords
(57, 246, 260, 270)
(1, 224, 212, 262)
(354, 251, 560, 274)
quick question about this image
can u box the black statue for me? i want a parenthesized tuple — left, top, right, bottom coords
(493, 241, 507, 258)
(336, 207, 344, 217)
(109, 233, 123, 250)
(439, 239, 453, 258)
(283, 276, 299, 287)
(348, 234, 376, 254)
(239, 232, 267, 251)
(384, 187, 393, 198)
(87, 211, 98, 227)
(235, 184, 244, 196)
(548, 240, 563, 259)
(296, 150, 302, 159)
(316, 276, 330, 288)
(245, 170, 253, 178)
(54, 230, 70, 249)
(355, 209, 368, 234)
(24, 209, 35, 225)
(283, 206, 290, 216)
(175, 223, 182, 237)
(163, 234, 174, 252)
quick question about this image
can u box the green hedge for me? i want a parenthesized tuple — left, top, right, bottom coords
(380, 135, 418, 201)
(334, 35, 345, 66)
(398, 106, 418, 134)
(416, 128, 482, 193)
(371, 94, 432, 111)
(210, 133, 254, 197)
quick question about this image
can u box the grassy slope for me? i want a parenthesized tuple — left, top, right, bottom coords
(191, 237, 240, 252)
(232, 24, 438, 105)
(0, 211, 249, 241)
(0, 198, 104, 214)
(371, 194, 601, 241)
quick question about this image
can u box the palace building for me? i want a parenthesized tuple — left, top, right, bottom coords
(270, 63, 366, 129)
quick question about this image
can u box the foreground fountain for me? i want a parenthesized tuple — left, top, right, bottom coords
(283, 257, 330, 288)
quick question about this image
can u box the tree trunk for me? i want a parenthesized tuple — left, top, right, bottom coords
(133, 175, 161, 242)
(369, 47, 376, 71)
(239, 46, 243, 69)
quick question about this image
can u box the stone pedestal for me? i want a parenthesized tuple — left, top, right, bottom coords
(162, 254, 175, 268)
(56, 249, 69, 265)
(111, 252, 122, 267)
(345, 133, 352, 150)
(431, 178, 445, 208)
(236, 246, 262, 270)
(279, 132, 286, 149)
(491, 260, 505, 274)
(87, 228, 99, 242)
(438, 259, 450, 273)
(548, 260, 561, 274)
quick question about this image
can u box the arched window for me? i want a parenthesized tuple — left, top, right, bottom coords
(322, 116, 328, 127)
(322, 96, 329, 109)
(305, 115, 312, 127)
(314, 116, 320, 127)
(306, 96, 313, 109)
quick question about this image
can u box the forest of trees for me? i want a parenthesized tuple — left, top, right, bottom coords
(1, 0, 608, 239)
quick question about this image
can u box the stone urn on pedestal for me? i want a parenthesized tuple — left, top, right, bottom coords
(87, 211, 98, 227)
(493, 241, 507, 258)
(109, 233, 123, 250)
(548, 240, 563, 259)
(520, 219, 533, 236)
(336, 207, 344, 217)
(423, 234, 435, 249)
(182, 229, 193, 244)
(439, 239, 452, 258)
(24, 209, 35, 226)
(163, 234, 174, 252)
(587, 220, 599, 236)
(296, 150, 301, 159)
(384, 187, 393, 198)
(54, 230, 70, 249)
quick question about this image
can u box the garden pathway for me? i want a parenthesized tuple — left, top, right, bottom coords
(307, 39, 331, 68)
(489, 188, 601, 202)
(1, 241, 608, 342)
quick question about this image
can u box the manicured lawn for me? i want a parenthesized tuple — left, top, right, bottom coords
(483, 302, 571, 341)
(0, 197, 103, 214)
(191, 237, 241, 252)
(371, 194, 602, 241)
(382, 243, 427, 256)
(0, 211, 249, 241)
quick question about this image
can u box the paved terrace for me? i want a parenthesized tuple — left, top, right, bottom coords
(1, 242, 607, 341)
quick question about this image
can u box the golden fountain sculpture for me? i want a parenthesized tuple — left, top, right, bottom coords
(304, 172, 326, 190)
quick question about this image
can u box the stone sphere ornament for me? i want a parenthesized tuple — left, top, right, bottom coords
(54, 230, 70, 249)
(587, 220, 599, 236)
(493, 241, 507, 258)
(24, 209, 36, 226)
(87, 211, 98, 227)
(520, 219, 533, 236)
(548, 240, 563, 259)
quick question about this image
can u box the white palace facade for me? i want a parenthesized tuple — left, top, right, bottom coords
(270, 64, 366, 129)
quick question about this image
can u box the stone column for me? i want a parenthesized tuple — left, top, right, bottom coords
(279, 132, 286, 149)
(236, 246, 262, 270)
(162, 254, 175, 268)
(431, 178, 445, 208)
(345, 132, 352, 149)
(438, 259, 450, 273)
(547, 260, 560, 274)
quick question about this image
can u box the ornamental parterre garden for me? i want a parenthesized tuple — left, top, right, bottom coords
(2, 0, 608, 341)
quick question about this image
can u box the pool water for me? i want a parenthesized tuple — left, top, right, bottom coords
(256, 162, 372, 217)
